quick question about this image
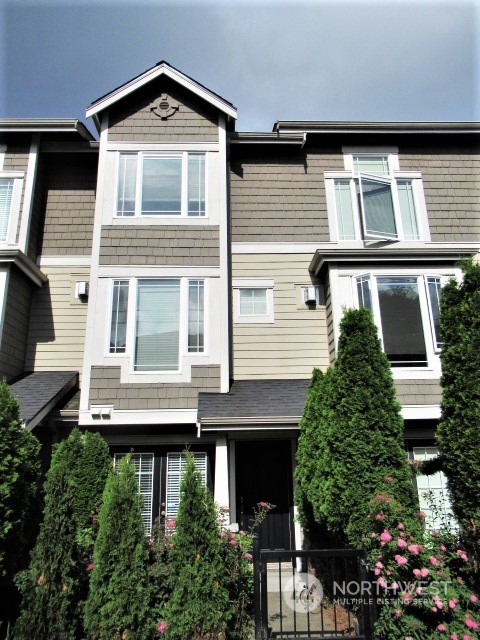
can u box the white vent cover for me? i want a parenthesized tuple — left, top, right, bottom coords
(302, 285, 319, 304)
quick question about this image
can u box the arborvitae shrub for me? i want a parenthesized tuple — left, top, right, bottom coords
(0, 380, 41, 630)
(436, 259, 480, 579)
(163, 451, 230, 640)
(14, 428, 111, 640)
(296, 308, 417, 547)
(84, 455, 151, 640)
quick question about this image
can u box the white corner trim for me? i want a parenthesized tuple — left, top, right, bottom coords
(18, 134, 39, 253)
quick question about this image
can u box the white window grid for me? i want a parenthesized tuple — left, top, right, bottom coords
(413, 447, 457, 532)
(165, 452, 207, 526)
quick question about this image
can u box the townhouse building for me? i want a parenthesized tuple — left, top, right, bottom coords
(1, 62, 479, 548)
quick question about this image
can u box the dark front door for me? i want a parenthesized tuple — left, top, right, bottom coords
(235, 439, 293, 550)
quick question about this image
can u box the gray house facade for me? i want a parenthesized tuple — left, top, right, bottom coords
(1, 63, 479, 546)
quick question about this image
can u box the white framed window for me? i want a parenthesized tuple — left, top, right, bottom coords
(233, 279, 274, 324)
(108, 277, 205, 372)
(116, 152, 205, 218)
(325, 151, 428, 242)
(114, 453, 154, 536)
(413, 447, 457, 532)
(0, 173, 24, 244)
(165, 452, 207, 522)
(355, 273, 447, 368)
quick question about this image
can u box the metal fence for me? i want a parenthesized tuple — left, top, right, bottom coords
(252, 539, 377, 640)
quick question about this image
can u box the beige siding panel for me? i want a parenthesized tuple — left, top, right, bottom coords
(232, 254, 329, 379)
(99, 225, 219, 265)
(26, 267, 90, 380)
(108, 77, 219, 142)
(399, 148, 480, 242)
(394, 379, 442, 406)
(89, 365, 220, 410)
(230, 150, 343, 242)
(41, 153, 97, 255)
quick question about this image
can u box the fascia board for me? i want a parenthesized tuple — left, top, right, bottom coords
(86, 65, 237, 121)
(0, 250, 47, 287)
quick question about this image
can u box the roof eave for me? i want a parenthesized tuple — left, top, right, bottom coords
(0, 119, 95, 141)
(86, 62, 237, 122)
(273, 121, 480, 135)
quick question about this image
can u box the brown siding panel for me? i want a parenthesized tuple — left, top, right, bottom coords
(100, 226, 220, 265)
(394, 379, 442, 405)
(108, 77, 219, 142)
(41, 153, 97, 255)
(230, 150, 343, 242)
(89, 365, 220, 410)
(399, 148, 480, 242)
(0, 267, 33, 380)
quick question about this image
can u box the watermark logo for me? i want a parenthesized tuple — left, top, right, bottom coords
(282, 572, 323, 613)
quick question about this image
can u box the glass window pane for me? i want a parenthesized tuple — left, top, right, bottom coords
(114, 453, 154, 535)
(239, 288, 267, 316)
(359, 176, 397, 239)
(0, 178, 13, 241)
(142, 157, 182, 215)
(397, 180, 419, 240)
(334, 180, 356, 240)
(135, 280, 180, 371)
(353, 155, 389, 175)
(377, 276, 427, 366)
(188, 280, 204, 352)
(427, 277, 442, 349)
(110, 280, 129, 353)
(413, 448, 457, 532)
(187, 154, 205, 217)
(356, 275, 372, 311)
(116, 155, 137, 216)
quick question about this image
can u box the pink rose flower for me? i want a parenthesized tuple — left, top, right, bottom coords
(397, 522, 405, 530)
(438, 624, 446, 632)
(408, 544, 422, 555)
(229, 538, 237, 546)
(420, 567, 429, 578)
(395, 609, 402, 617)
(449, 599, 457, 609)
(465, 618, 479, 630)
(450, 635, 458, 640)
(430, 556, 440, 566)
(87, 563, 94, 571)
(397, 538, 408, 548)
(377, 576, 387, 589)
(375, 513, 385, 521)
(469, 594, 478, 603)
(157, 621, 168, 634)
(380, 530, 392, 542)
(394, 554, 408, 566)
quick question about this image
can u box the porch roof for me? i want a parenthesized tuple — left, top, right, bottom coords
(10, 371, 78, 431)
(197, 379, 310, 430)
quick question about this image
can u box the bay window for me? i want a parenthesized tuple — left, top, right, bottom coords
(356, 274, 445, 368)
(116, 152, 205, 217)
(326, 153, 426, 242)
(108, 278, 205, 372)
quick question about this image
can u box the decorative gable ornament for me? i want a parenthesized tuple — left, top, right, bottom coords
(150, 94, 179, 120)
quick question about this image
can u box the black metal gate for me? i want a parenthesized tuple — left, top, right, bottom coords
(253, 538, 376, 639)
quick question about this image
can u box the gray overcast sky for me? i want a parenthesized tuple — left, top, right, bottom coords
(1, 0, 479, 136)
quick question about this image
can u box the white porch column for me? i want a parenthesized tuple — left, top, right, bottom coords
(214, 435, 230, 523)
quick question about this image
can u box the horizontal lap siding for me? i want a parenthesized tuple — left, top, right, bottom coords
(230, 151, 343, 242)
(99, 226, 220, 265)
(26, 267, 90, 380)
(89, 365, 220, 410)
(232, 254, 328, 379)
(107, 77, 219, 143)
(399, 149, 480, 241)
(41, 154, 97, 254)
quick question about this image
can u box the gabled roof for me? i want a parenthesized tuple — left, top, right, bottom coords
(86, 60, 237, 127)
(10, 371, 78, 431)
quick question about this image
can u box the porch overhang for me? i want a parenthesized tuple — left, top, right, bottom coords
(197, 379, 309, 434)
(10, 371, 79, 431)
(309, 244, 479, 277)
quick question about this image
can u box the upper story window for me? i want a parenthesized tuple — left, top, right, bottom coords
(0, 178, 14, 242)
(0, 174, 23, 244)
(233, 279, 275, 324)
(356, 273, 444, 368)
(116, 152, 205, 218)
(109, 277, 205, 373)
(326, 151, 428, 242)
